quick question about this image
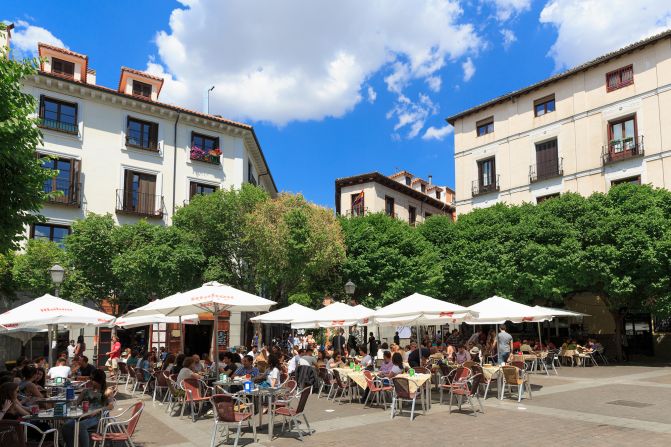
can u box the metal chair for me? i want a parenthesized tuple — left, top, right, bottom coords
(0, 420, 59, 447)
(439, 366, 471, 405)
(116, 362, 130, 387)
(501, 365, 532, 402)
(165, 376, 185, 415)
(272, 387, 313, 441)
(317, 367, 335, 399)
(209, 394, 256, 447)
(448, 373, 485, 416)
(362, 370, 392, 409)
(131, 368, 152, 397)
(331, 370, 354, 404)
(91, 401, 144, 447)
(390, 377, 425, 421)
(181, 378, 213, 422)
(152, 370, 169, 403)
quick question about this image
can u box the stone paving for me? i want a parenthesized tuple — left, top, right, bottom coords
(109, 364, 671, 447)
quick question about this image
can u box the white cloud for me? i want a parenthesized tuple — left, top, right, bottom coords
(151, 0, 482, 132)
(422, 124, 454, 140)
(501, 28, 517, 49)
(488, 0, 532, 21)
(426, 76, 442, 92)
(386, 93, 438, 139)
(462, 57, 476, 81)
(540, 0, 671, 70)
(366, 86, 377, 103)
(10, 20, 65, 59)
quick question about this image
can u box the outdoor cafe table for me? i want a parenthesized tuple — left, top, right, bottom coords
(25, 407, 102, 447)
(482, 364, 503, 399)
(395, 373, 432, 410)
(331, 368, 368, 391)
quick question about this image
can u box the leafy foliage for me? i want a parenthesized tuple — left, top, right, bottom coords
(0, 41, 54, 252)
(12, 239, 66, 296)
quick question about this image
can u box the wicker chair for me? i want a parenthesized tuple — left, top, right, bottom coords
(501, 365, 532, 402)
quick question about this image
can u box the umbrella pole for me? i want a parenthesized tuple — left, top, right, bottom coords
(48, 324, 54, 368)
(537, 322, 543, 349)
(214, 306, 219, 376)
(178, 316, 183, 353)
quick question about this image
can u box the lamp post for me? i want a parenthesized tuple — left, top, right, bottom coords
(344, 280, 356, 303)
(48, 264, 65, 368)
(207, 85, 215, 114)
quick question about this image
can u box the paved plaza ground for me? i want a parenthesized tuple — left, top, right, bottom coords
(112, 363, 671, 447)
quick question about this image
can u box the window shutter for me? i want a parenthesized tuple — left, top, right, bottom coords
(189, 182, 197, 199)
(491, 158, 496, 185)
(190, 131, 195, 147)
(150, 123, 159, 149)
(39, 95, 45, 118)
(73, 159, 81, 203)
(214, 137, 220, 150)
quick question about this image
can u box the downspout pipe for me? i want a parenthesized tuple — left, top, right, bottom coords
(172, 112, 181, 216)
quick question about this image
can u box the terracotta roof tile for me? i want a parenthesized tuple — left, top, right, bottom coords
(388, 170, 413, 179)
(120, 66, 164, 82)
(38, 42, 88, 60)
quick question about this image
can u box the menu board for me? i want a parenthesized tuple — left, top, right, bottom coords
(217, 330, 228, 347)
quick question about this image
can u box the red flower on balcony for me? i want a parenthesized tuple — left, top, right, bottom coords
(208, 148, 222, 156)
(190, 146, 220, 164)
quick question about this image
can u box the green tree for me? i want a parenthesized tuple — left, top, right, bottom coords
(246, 193, 346, 307)
(0, 251, 15, 298)
(173, 185, 268, 291)
(12, 239, 66, 296)
(340, 213, 442, 308)
(0, 29, 54, 252)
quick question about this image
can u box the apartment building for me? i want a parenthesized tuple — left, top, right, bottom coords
(448, 29, 671, 214)
(335, 171, 455, 224)
(5, 35, 278, 357)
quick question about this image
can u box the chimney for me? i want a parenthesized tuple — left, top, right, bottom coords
(428, 175, 433, 185)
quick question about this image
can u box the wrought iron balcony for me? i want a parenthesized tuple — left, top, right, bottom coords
(602, 135, 644, 165)
(116, 189, 165, 218)
(44, 179, 81, 207)
(38, 117, 78, 135)
(530, 158, 563, 183)
(472, 175, 500, 197)
(343, 207, 368, 217)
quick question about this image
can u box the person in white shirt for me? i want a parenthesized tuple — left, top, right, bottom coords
(66, 340, 76, 365)
(191, 354, 204, 373)
(47, 358, 71, 380)
(358, 346, 372, 369)
(176, 357, 202, 385)
(265, 354, 281, 387)
(287, 350, 301, 375)
(246, 346, 258, 358)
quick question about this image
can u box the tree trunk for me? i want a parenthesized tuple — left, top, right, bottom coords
(610, 308, 625, 362)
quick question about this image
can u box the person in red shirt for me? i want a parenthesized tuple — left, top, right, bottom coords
(105, 336, 121, 379)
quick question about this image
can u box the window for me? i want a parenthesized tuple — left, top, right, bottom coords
(51, 58, 74, 78)
(30, 223, 70, 248)
(408, 206, 417, 225)
(42, 156, 80, 206)
(436, 190, 441, 200)
(132, 80, 152, 98)
(536, 193, 560, 204)
(385, 196, 395, 217)
(119, 170, 160, 216)
(611, 176, 641, 186)
(606, 65, 634, 92)
(126, 117, 158, 150)
(420, 184, 426, 193)
(478, 157, 496, 187)
(476, 117, 494, 136)
(248, 161, 257, 186)
(609, 116, 637, 154)
(189, 182, 218, 198)
(533, 139, 561, 181)
(534, 95, 555, 117)
(350, 192, 365, 216)
(405, 176, 411, 186)
(39, 96, 78, 134)
(190, 132, 221, 164)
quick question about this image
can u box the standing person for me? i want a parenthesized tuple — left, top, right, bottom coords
(368, 332, 378, 359)
(105, 336, 122, 379)
(252, 331, 259, 349)
(331, 329, 345, 356)
(393, 331, 400, 346)
(347, 330, 358, 357)
(74, 335, 86, 359)
(494, 325, 514, 365)
(66, 340, 76, 365)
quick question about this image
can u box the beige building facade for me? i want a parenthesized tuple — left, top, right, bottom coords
(335, 171, 455, 224)
(448, 30, 671, 214)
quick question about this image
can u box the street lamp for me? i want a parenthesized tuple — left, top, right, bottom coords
(207, 85, 215, 114)
(344, 280, 356, 296)
(49, 264, 65, 297)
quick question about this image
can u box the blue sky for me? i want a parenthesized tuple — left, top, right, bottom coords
(4, 0, 670, 207)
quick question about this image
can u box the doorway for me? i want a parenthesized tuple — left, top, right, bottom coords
(184, 322, 212, 357)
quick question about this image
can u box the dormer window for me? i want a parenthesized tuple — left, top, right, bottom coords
(436, 190, 441, 200)
(405, 176, 411, 186)
(133, 80, 152, 98)
(420, 184, 426, 193)
(52, 58, 74, 78)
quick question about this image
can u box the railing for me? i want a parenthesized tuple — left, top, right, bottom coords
(116, 189, 164, 218)
(190, 147, 221, 165)
(602, 135, 644, 165)
(44, 179, 81, 207)
(125, 135, 158, 152)
(38, 117, 78, 135)
(344, 207, 368, 217)
(472, 175, 500, 197)
(529, 158, 563, 183)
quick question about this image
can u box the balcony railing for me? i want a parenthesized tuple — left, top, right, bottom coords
(44, 179, 81, 207)
(125, 135, 158, 152)
(344, 207, 368, 217)
(190, 147, 221, 165)
(529, 158, 563, 183)
(472, 175, 500, 197)
(116, 189, 165, 218)
(38, 117, 78, 135)
(602, 135, 644, 165)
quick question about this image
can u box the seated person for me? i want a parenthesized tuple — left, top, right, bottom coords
(76, 356, 96, 378)
(455, 345, 472, 364)
(0, 382, 31, 420)
(469, 346, 481, 363)
(379, 353, 404, 379)
(357, 346, 372, 369)
(176, 357, 202, 385)
(328, 353, 345, 369)
(233, 355, 260, 379)
(377, 351, 394, 376)
(62, 369, 114, 447)
(191, 354, 204, 373)
(408, 344, 430, 367)
(429, 346, 444, 361)
(265, 354, 282, 387)
(520, 340, 533, 353)
(512, 340, 522, 352)
(47, 358, 71, 380)
(18, 365, 44, 401)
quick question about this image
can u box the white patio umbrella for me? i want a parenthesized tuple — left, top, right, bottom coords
(372, 293, 477, 326)
(533, 306, 589, 346)
(125, 281, 276, 372)
(112, 313, 200, 329)
(290, 302, 374, 329)
(466, 296, 554, 325)
(0, 294, 113, 366)
(249, 303, 318, 325)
